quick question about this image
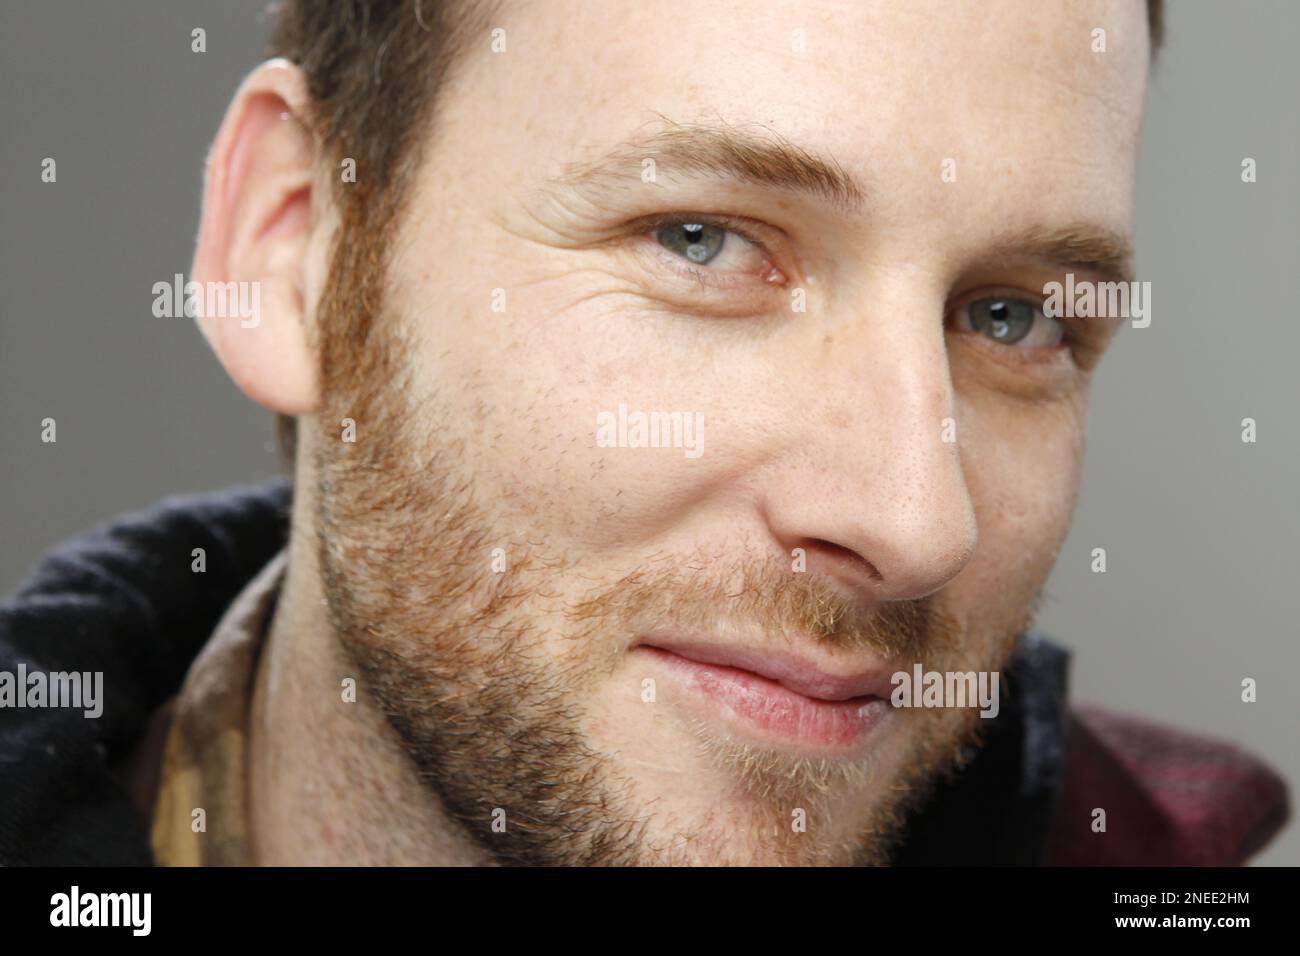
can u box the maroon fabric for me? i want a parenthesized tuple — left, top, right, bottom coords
(1046, 703, 1290, 865)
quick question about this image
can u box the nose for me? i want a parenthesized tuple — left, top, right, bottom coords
(760, 292, 978, 603)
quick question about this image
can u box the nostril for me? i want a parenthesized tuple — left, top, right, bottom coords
(800, 538, 883, 584)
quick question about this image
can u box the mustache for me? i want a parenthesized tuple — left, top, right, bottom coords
(564, 556, 962, 663)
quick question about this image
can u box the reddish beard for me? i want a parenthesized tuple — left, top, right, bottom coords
(307, 198, 1016, 865)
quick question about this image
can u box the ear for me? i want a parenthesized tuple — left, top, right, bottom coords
(191, 59, 319, 415)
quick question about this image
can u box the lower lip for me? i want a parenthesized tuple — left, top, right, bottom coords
(638, 647, 890, 749)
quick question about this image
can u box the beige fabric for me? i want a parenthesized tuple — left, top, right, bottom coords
(150, 552, 286, 866)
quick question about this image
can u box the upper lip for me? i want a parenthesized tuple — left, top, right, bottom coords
(637, 638, 896, 702)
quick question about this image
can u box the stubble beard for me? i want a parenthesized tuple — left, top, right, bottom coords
(311, 359, 1012, 865)
(307, 202, 1019, 864)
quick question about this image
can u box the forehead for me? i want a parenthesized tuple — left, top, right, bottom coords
(426, 0, 1149, 238)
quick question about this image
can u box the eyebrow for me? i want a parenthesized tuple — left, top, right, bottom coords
(546, 119, 1134, 284)
(546, 118, 868, 216)
(988, 226, 1137, 286)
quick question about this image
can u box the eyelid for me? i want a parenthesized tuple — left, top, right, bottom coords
(630, 211, 775, 248)
(949, 286, 1050, 315)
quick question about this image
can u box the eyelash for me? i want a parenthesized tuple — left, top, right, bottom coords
(946, 291, 1103, 375)
(633, 212, 786, 290)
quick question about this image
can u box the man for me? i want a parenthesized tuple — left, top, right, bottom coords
(0, 0, 1289, 866)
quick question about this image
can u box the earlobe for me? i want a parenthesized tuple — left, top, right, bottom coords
(192, 59, 321, 416)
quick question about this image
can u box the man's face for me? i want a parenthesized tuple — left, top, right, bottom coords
(308, 0, 1147, 864)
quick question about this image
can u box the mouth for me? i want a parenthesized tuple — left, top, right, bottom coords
(633, 639, 896, 750)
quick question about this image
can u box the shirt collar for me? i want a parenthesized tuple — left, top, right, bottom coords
(150, 551, 286, 866)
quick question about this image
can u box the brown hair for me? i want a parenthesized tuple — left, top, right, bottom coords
(268, 0, 501, 464)
(267, 0, 1164, 465)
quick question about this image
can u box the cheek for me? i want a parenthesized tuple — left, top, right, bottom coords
(951, 392, 1088, 626)
(393, 281, 722, 554)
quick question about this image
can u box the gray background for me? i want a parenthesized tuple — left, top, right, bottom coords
(1, 2, 1296, 864)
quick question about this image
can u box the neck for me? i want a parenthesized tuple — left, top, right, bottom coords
(246, 504, 485, 865)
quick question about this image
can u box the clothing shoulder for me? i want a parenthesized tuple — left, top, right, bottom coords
(1047, 702, 1290, 865)
(0, 481, 288, 865)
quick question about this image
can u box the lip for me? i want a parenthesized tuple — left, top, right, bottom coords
(634, 640, 896, 749)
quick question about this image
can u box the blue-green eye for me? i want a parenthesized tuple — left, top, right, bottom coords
(656, 222, 727, 265)
(967, 298, 1036, 344)
(952, 296, 1068, 349)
